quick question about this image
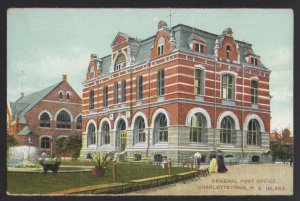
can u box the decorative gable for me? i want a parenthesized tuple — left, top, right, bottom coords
(111, 33, 128, 48)
(215, 28, 239, 63)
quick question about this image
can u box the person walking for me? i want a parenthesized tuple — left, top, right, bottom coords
(217, 151, 228, 173)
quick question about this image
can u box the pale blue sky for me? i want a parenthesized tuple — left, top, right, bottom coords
(7, 9, 293, 132)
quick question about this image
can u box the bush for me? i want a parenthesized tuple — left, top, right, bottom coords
(7, 134, 18, 147)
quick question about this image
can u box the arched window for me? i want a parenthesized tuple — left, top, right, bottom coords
(134, 117, 146, 144)
(40, 112, 50, 127)
(66, 92, 70, 100)
(190, 113, 206, 143)
(41, 137, 50, 149)
(157, 37, 165, 56)
(222, 74, 234, 100)
(154, 114, 168, 143)
(87, 124, 96, 146)
(226, 45, 231, 59)
(102, 121, 110, 145)
(251, 80, 258, 104)
(247, 119, 260, 145)
(90, 67, 95, 79)
(59, 91, 63, 99)
(89, 90, 94, 110)
(56, 110, 71, 129)
(76, 116, 82, 130)
(114, 53, 126, 71)
(220, 116, 234, 144)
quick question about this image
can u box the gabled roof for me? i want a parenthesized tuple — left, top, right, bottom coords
(10, 82, 61, 124)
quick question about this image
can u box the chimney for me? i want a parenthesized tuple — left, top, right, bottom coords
(21, 92, 24, 97)
(15, 115, 19, 133)
(63, 74, 67, 82)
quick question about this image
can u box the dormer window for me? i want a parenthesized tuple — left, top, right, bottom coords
(157, 37, 165, 56)
(251, 57, 258, 66)
(114, 53, 126, 71)
(226, 45, 231, 59)
(195, 43, 205, 54)
(90, 67, 95, 79)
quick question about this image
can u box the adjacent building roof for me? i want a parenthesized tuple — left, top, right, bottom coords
(97, 23, 270, 76)
(18, 126, 34, 136)
(10, 82, 62, 124)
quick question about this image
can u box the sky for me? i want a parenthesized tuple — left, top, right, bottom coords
(7, 9, 293, 133)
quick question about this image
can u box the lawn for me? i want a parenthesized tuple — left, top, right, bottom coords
(7, 163, 188, 194)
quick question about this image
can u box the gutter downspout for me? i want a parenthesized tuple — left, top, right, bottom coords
(146, 59, 151, 158)
(213, 56, 217, 150)
(242, 65, 245, 157)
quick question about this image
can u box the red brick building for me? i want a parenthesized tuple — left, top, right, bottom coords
(8, 75, 82, 156)
(80, 21, 271, 163)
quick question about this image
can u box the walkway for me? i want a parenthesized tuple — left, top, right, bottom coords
(127, 164, 293, 196)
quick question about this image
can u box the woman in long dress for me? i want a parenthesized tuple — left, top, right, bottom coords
(217, 154, 228, 173)
(209, 156, 218, 173)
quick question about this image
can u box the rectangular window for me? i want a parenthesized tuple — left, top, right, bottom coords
(251, 80, 258, 104)
(157, 69, 165, 96)
(103, 86, 108, 108)
(114, 82, 118, 104)
(89, 90, 94, 110)
(121, 80, 126, 102)
(195, 43, 205, 53)
(251, 57, 258, 66)
(194, 69, 203, 95)
(222, 74, 234, 99)
(158, 45, 164, 56)
(137, 76, 143, 100)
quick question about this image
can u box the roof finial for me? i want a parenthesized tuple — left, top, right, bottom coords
(166, 8, 176, 27)
(21, 69, 24, 97)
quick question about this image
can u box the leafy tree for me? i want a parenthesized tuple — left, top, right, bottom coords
(55, 135, 81, 160)
(270, 141, 293, 163)
(7, 134, 18, 147)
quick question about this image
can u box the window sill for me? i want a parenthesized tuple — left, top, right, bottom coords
(157, 96, 165, 102)
(103, 107, 109, 112)
(219, 144, 235, 148)
(136, 100, 142, 106)
(190, 143, 208, 147)
(195, 95, 204, 101)
(39, 127, 51, 129)
(55, 128, 72, 130)
(87, 144, 97, 148)
(133, 142, 147, 147)
(251, 104, 258, 109)
(222, 99, 235, 106)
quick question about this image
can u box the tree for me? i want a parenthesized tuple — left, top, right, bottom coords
(270, 141, 293, 163)
(55, 135, 82, 160)
(7, 134, 18, 147)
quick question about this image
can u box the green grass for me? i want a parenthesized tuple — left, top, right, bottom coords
(7, 163, 188, 194)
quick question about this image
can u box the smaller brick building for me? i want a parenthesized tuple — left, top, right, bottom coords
(8, 75, 82, 156)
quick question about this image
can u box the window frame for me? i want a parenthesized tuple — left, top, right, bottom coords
(87, 124, 96, 146)
(251, 80, 258, 104)
(89, 89, 94, 110)
(56, 110, 71, 129)
(103, 85, 108, 108)
(121, 80, 126, 103)
(221, 74, 235, 100)
(247, 119, 260, 146)
(40, 112, 50, 128)
(76, 115, 82, 130)
(194, 69, 204, 95)
(190, 113, 206, 143)
(195, 43, 205, 54)
(41, 137, 50, 149)
(157, 69, 165, 96)
(226, 45, 231, 60)
(137, 76, 143, 100)
(220, 116, 234, 144)
(114, 82, 119, 104)
(102, 121, 110, 145)
(157, 37, 165, 56)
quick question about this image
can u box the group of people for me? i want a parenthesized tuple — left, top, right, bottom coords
(192, 151, 228, 174)
(208, 151, 228, 173)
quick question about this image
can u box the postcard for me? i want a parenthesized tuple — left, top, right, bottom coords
(6, 8, 293, 196)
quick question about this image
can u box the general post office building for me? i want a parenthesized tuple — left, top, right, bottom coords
(80, 21, 271, 163)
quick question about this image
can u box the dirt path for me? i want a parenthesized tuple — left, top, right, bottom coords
(127, 164, 293, 196)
